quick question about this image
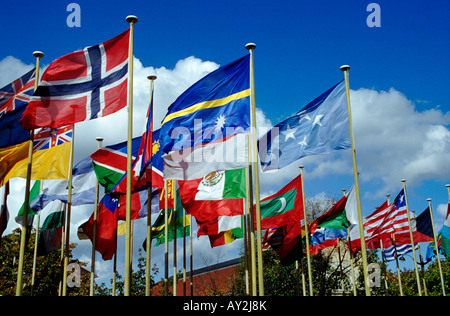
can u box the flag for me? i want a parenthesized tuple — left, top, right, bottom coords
(0, 141, 30, 186)
(309, 186, 357, 254)
(81, 194, 119, 261)
(0, 183, 9, 238)
(150, 129, 164, 189)
(0, 105, 32, 149)
(162, 132, 249, 181)
(91, 136, 141, 194)
(383, 244, 419, 262)
(36, 200, 65, 256)
(262, 221, 303, 266)
(179, 169, 245, 201)
(159, 54, 250, 153)
(208, 226, 244, 248)
(147, 191, 190, 248)
(197, 215, 243, 237)
(118, 187, 160, 220)
(0, 125, 72, 186)
(438, 202, 450, 259)
(0, 68, 35, 116)
(178, 169, 245, 225)
(258, 80, 350, 172)
(30, 155, 97, 212)
(256, 174, 304, 230)
(20, 30, 130, 130)
(111, 94, 153, 193)
(349, 189, 410, 252)
(15, 180, 41, 225)
(394, 206, 434, 246)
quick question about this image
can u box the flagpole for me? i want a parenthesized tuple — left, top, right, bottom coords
(62, 124, 76, 296)
(146, 74, 156, 296)
(246, 162, 257, 296)
(340, 65, 371, 296)
(164, 180, 169, 296)
(190, 217, 193, 295)
(58, 203, 67, 296)
(426, 198, 446, 296)
(16, 51, 43, 296)
(30, 204, 41, 296)
(400, 179, 422, 296)
(299, 166, 314, 295)
(173, 180, 178, 296)
(89, 136, 103, 296)
(183, 209, 187, 296)
(124, 14, 138, 297)
(245, 42, 264, 296)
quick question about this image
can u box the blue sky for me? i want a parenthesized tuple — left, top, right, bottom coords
(1, 0, 449, 287)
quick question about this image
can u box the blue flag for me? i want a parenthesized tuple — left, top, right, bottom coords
(258, 80, 351, 172)
(159, 55, 250, 153)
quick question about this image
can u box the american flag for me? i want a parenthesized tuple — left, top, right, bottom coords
(0, 68, 35, 117)
(364, 189, 409, 244)
(349, 189, 410, 252)
(33, 125, 73, 151)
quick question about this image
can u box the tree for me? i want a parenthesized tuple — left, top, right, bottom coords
(0, 228, 90, 296)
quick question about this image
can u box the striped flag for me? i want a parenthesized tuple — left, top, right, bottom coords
(383, 244, 419, 262)
(349, 189, 410, 252)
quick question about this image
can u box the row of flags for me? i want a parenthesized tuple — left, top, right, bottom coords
(0, 25, 448, 296)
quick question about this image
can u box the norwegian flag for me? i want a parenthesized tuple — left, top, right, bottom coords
(0, 68, 35, 117)
(20, 29, 130, 130)
(33, 125, 73, 151)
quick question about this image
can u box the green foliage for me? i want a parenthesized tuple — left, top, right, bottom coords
(0, 228, 90, 296)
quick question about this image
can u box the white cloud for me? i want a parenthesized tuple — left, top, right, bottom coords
(0, 56, 34, 87)
(350, 87, 450, 196)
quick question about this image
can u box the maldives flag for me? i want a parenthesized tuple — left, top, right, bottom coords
(255, 174, 304, 230)
(20, 29, 130, 130)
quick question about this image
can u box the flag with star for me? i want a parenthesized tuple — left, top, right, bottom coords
(258, 80, 351, 172)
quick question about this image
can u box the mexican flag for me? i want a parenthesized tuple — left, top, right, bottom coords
(255, 174, 304, 230)
(178, 169, 246, 224)
(37, 200, 65, 256)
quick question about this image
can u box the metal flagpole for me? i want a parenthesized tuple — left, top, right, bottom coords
(387, 194, 404, 296)
(30, 180, 44, 295)
(427, 198, 446, 296)
(183, 209, 187, 296)
(173, 181, 178, 296)
(340, 65, 371, 296)
(246, 161, 257, 296)
(299, 166, 313, 295)
(164, 180, 169, 296)
(62, 124, 76, 296)
(190, 220, 194, 295)
(245, 42, 264, 296)
(401, 179, 422, 296)
(16, 51, 43, 296)
(89, 136, 103, 296)
(146, 74, 156, 296)
(124, 14, 138, 296)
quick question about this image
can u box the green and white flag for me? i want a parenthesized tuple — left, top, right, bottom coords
(37, 200, 65, 256)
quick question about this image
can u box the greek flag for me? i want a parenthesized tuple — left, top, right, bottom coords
(383, 244, 419, 262)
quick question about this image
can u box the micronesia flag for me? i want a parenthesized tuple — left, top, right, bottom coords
(159, 54, 250, 153)
(20, 29, 129, 130)
(258, 80, 351, 172)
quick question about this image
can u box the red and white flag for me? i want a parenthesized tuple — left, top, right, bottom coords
(20, 29, 130, 130)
